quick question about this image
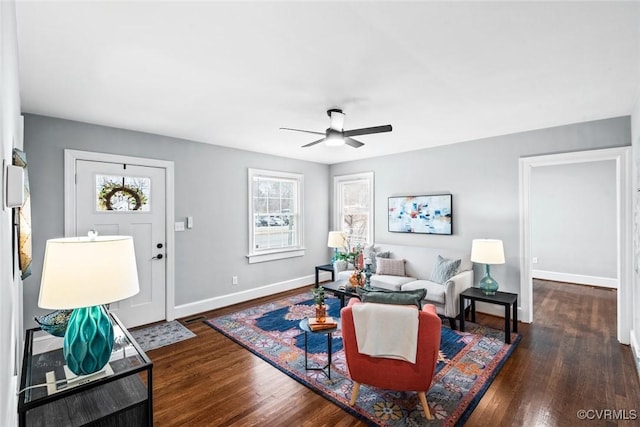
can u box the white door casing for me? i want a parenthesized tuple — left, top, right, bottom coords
(64, 150, 176, 327)
(519, 146, 632, 344)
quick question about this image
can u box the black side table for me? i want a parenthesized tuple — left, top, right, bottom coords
(315, 264, 335, 287)
(18, 313, 153, 426)
(299, 318, 340, 379)
(459, 287, 518, 344)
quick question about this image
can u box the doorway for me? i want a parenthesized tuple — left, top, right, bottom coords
(64, 149, 176, 327)
(519, 147, 632, 344)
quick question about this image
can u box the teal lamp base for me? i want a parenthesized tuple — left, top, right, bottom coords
(63, 305, 114, 376)
(479, 264, 499, 295)
(331, 248, 339, 263)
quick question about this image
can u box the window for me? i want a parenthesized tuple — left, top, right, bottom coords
(248, 169, 304, 263)
(334, 172, 374, 246)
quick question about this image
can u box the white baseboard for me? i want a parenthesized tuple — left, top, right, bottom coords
(172, 271, 332, 320)
(532, 269, 618, 289)
(631, 330, 640, 383)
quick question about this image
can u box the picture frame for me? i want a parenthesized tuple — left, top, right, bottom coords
(388, 194, 452, 235)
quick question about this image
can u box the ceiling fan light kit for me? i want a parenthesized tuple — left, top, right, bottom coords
(325, 129, 344, 147)
(280, 108, 392, 149)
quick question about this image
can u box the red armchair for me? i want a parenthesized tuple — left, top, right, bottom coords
(340, 299, 441, 419)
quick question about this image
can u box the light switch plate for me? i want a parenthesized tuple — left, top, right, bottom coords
(174, 221, 185, 232)
(187, 216, 193, 229)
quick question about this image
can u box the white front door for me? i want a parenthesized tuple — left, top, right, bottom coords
(74, 159, 167, 327)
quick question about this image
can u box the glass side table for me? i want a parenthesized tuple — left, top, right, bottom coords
(18, 312, 153, 427)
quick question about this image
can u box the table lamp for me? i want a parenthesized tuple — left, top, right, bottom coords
(38, 233, 140, 376)
(470, 239, 505, 295)
(327, 231, 347, 263)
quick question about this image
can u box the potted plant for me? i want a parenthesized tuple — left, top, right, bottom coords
(312, 286, 327, 322)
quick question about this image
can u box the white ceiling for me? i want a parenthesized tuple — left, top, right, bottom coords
(15, 1, 640, 164)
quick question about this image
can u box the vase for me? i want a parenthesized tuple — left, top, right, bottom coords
(479, 264, 499, 295)
(315, 304, 327, 323)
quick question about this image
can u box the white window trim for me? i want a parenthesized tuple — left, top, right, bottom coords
(333, 171, 374, 244)
(247, 168, 305, 264)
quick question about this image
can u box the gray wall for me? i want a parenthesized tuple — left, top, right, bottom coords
(22, 114, 330, 326)
(330, 117, 631, 295)
(1, 1, 22, 424)
(531, 161, 616, 279)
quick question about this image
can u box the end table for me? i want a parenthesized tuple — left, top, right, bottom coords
(315, 264, 335, 287)
(459, 287, 518, 344)
(299, 318, 340, 379)
(18, 313, 153, 426)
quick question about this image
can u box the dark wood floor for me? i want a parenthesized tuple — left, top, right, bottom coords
(147, 280, 640, 426)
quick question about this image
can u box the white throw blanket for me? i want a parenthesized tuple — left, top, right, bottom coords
(352, 303, 419, 364)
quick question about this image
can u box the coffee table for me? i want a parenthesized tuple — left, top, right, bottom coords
(321, 280, 360, 308)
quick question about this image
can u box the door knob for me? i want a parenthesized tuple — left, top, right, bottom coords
(152, 254, 164, 260)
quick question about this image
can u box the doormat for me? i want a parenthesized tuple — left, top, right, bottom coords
(205, 292, 520, 426)
(130, 320, 196, 352)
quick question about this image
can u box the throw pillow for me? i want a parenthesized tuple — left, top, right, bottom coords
(376, 257, 406, 276)
(357, 288, 427, 309)
(429, 255, 461, 284)
(370, 251, 390, 273)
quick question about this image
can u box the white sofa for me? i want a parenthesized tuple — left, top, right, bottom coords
(334, 243, 473, 328)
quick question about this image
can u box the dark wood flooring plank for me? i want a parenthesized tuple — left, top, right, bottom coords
(147, 280, 640, 426)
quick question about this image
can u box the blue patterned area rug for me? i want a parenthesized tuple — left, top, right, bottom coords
(130, 320, 196, 352)
(206, 292, 520, 426)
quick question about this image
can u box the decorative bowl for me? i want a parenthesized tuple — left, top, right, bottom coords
(34, 310, 72, 337)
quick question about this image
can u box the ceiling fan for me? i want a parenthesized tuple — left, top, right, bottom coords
(280, 108, 392, 148)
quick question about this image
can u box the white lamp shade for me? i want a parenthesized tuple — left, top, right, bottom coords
(470, 239, 505, 264)
(327, 231, 347, 248)
(39, 235, 140, 309)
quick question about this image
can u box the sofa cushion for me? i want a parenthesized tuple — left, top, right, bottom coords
(356, 287, 427, 308)
(401, 280, 446, 305)
(429, 255, 461, 284)
(370, 274, 416, 291)
(376, 257, 406, 276)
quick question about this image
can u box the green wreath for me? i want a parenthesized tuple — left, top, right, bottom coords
(98, 182, 148, 211)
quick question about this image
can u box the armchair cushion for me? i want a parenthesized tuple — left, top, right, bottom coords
(356, 287, 427, 308)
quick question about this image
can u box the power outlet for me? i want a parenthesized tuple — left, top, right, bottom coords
(532, 257, 538, 264)
(232, 276, 238, 285)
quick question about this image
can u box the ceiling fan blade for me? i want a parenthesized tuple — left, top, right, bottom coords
(344, 137, 365, 148)
(280, 127, 325, 136)
(343, 124, 392, 138)
(301, 138, 325, 148)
